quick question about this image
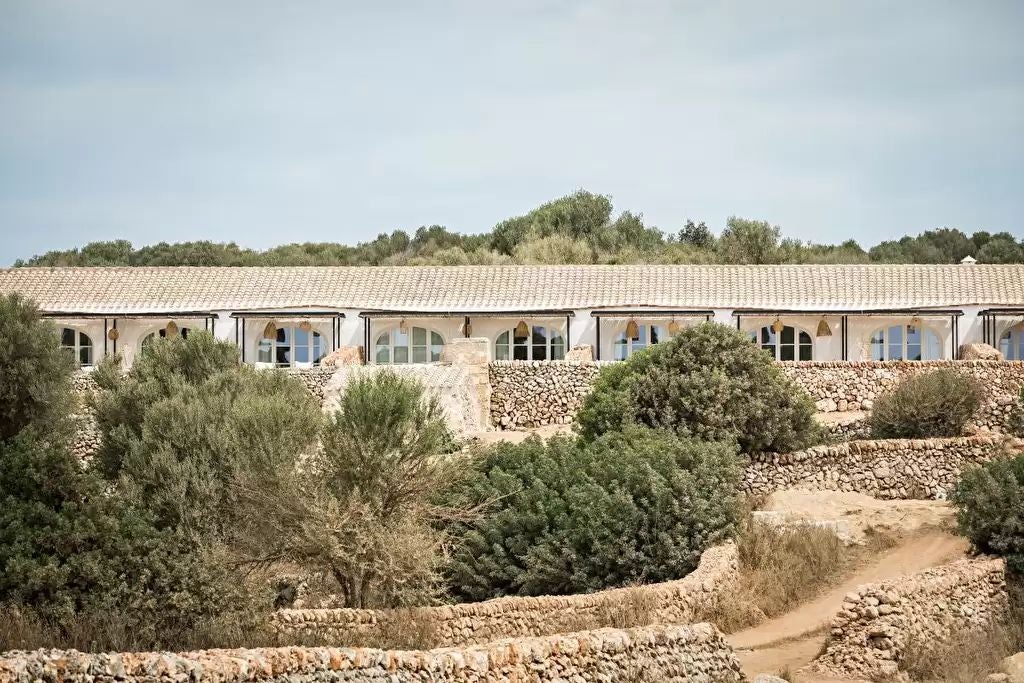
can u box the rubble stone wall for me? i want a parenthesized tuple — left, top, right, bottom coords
(810, 556, 1008, 680)
(488, 360, 1024, 432)
(743, 435, 1018, 500)
(0, 623, 744, 683)
(274, 543, 738, 648)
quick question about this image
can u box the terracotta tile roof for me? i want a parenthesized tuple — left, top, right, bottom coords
(0, 264, 1022, 314)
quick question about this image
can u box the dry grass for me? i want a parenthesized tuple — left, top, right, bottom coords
(712, 519, 860, 633)
(900, 611, 1024, 682)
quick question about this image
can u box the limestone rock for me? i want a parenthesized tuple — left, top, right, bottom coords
(961, 343, 1003, 361)
(1003, 652, 1024, 683)
(320, 345, 363, 367)
(565, 344, 594, 362)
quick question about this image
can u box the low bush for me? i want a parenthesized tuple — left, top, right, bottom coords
(869, 369, 983, 439)
(442, 427, 743, 601)
(575, 323, 821, 455)
(953, 452, 1024, 574)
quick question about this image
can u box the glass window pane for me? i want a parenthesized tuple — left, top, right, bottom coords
(313, 333, 323, 362)
(799, 344, 812, 361)
(780, 344, 795, 361)
(412, 346, 427, 363)
(1001, 334, 1012, 359)
(79, 347, 91, 366)
(430, 345, 443, 362)
(394, 329, 409, 346)
(781, 326, 794, 344)
(798, 331, 811, 345)
(276, 345, 290, 366)
(533, 345, 547, 361)
(276, 327, 288, 344)
(61, 328, 75, 346)
(497, 331, 509, 345)
(258, 340, 272, 363)
(294, 328, 309, 347)
(295, 343, 310, 363)
(614, 335, 628, 361)
(376, 332, 390, 346)
(924, 330, 941, 360)
(650, 326, 663, 345)
(532, 326, 546, 345)
(431, 332, 444, 346)
(551, 342, 565, 360)
(1017, 336, 1024, 361)
(907, 325, 921, 345)
(513, 345, 528, 360)
(376, 347, 390, 363)
(495, 344, 509, 360)
(412, 327, 426, 345)
(394, 346, 409, 363)
(761, 327, 773, 345)
(907, 344, 922, 361)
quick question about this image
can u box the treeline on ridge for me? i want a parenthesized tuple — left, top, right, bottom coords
(14, 190, 1024, 267)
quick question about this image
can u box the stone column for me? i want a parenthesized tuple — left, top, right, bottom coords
(440, 338, 492, 431)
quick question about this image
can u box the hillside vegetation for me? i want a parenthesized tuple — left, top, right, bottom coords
(14, 190, 1023, 267)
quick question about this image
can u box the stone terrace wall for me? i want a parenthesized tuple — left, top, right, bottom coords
(0, 623, 743, 683)
(274, 543, 737, 648)
(69, 373, 101, 460)
(487, 360, 1024, 431)
(810, 556, 1008, 680)
(489, 361, 602, 429)
(781, 360, 1024, 431)
(743, 435, 1018, 500)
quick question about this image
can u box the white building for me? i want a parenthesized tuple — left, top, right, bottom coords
(2, 262, 1024, 369)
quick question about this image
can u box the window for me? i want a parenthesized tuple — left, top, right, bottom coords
(754, 325, 813, 361)
(141, 327, 192, 349)
(258, 326, 325, 367)
(375, 326, 444, 363)
(495, 325, 566, 360)
(999, 327, 1024, 360)
(61, 328, 94, 367)
(613, 324, 667, 360)
(869, 324, 942, 361)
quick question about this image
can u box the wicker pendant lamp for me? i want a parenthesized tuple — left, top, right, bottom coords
(816, 319, 832, 337)
(771, 318, 785, 334)
(107, 327, 119, 341)
(514, 320, 529, 337)
(298, 320, 313, 332)
(399, 318, 408, 334)
(668, 319, 681, 335)
(625, 319, 640, 338)
(164, 321, 179, 338)
(263, 321, 277, 339)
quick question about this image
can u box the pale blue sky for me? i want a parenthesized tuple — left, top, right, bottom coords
(1, 1, 1022, 264)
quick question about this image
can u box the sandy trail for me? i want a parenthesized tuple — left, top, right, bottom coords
(729, 529, 968, 681)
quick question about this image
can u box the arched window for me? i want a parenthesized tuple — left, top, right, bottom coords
(613, 324, 667, 360)
(999, 326, 1024, 360)
(869, 324, 942, 361)
(495, 325, 565, 360)
(258, 326, 325, 367)
(61, 328, 93, 367)
(141, 327, 192, 349)
(375, 326, 445, 363)
(755, 325, 813, 361)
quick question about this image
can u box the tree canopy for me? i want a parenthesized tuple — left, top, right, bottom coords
(14, 190, 1020, 267)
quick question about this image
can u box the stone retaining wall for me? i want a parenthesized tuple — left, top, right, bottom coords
(743, 435, 1018, 500)
(487, 360, 1024, 432)
(0, 623, 743, 683)
(810, 556, 1008, 680)
(273, 543, 737, 648)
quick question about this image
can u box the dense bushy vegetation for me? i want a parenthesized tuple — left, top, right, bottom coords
(953, 452, 1024, 575)
(14, 190, 1022, 267)
(868, 369, 983, 439)
(575, 323, 820, 454)
(442, 428, 742, 601)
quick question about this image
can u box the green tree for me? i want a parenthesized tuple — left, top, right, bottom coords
(240, 371, 459, 608)
(0, 293, 76, 441)
(575, 323, 820, 454)
(977, 234, 1024, 263)
(443, 428, 742, 600)
(491, 190, 614, 255)
(717, 217, 780, 264)
(953, 453, 1024, 574)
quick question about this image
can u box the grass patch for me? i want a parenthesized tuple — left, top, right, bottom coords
(900, 612, 1024, 682)
(712, 519, 859, 633)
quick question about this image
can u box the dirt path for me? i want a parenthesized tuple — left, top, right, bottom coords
(728, 529, 968, 681)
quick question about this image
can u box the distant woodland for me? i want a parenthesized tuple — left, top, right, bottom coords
(15, 190, 1024, 267)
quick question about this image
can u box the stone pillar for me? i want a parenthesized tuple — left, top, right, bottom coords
(440, 338, 491, 432)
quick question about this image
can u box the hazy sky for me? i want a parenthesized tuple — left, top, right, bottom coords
(1, 1, 1022, 265)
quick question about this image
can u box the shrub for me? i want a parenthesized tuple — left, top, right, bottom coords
(869, 369, 983, 439)
(0, 293, 76, 441)
(442, 427, 743, 601)
(1009, 388, 1024, 437)
(575, 323, 820, 454)
(242, 371, 461, 609)
(953, 452, 1024, 574)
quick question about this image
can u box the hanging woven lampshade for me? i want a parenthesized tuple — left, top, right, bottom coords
(263, 321, 277, 339)
(164, 321, 179, 338)
(816, 319, 832, 337)
(298, 320, 313, 332)
(910, 315, 922, 326)
(514, 320, 529, 337)
(625, 319, 640, 338)
(771, 318, 785, 334)
(399, 318, 408, 334)
(107, 327, 119, 341)
(668, 319, 682, 335)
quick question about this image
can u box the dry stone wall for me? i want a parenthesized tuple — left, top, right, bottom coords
(810, 556, 1008, 680)
(487, 360, 1024, 432)
(743, 435, 1019, 500)
(0, 623, 743, 683)
(274, 543, 738, 648)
